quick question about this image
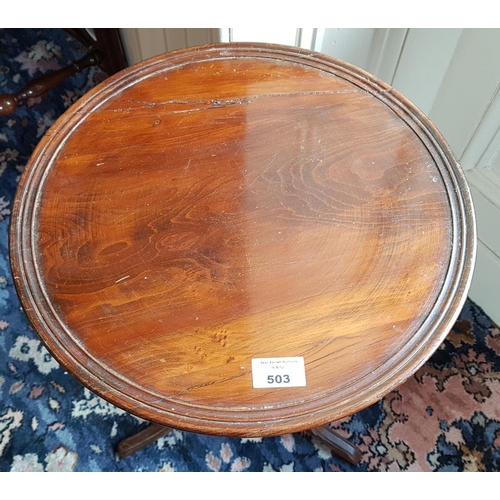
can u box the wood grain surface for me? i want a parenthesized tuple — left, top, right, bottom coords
(10, 43, 476, 436)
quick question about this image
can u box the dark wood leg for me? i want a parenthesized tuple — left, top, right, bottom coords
(308, 425, 362, 465)
(115, 423, 173, 459)
(116, 422, 362, 464)
(93, 28, 129, 74)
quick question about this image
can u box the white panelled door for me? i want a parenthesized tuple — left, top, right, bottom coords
(119, 28, 220, 65)
(117, 28, 500, 324)
(374, 29, 500, 326)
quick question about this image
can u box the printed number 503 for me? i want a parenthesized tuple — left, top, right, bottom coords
(267, 374, 290, 384)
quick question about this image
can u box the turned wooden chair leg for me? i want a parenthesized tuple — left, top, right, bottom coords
(0, 29, 128, 116)
(115, 423, 173, 459)
(308, 425, 362, 465)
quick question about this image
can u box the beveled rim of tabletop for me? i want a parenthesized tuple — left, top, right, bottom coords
(10, 43, 476, 436)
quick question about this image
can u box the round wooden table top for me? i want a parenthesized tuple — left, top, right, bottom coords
(10, 43, 476, 437)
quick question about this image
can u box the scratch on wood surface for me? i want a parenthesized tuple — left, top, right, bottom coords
(235, 151, 279, 199)
(112, 90, 370, 115)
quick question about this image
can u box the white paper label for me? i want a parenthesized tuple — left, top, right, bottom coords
(251, 357, 306, 388)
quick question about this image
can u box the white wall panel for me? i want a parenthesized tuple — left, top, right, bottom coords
(390, 29, 463, 116)
(119, 28, 220, 65)
(428, 29, 500, 160)
(468, 240, 500, 326)
(375, 28, 500, 323)
(227, 27, 298, 46)
(365, 28, 408, 83)
(318, 28, 377, 71)
(460, 86, 500, 171)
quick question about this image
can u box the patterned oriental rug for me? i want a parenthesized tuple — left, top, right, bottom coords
(1, 28, 500, 472)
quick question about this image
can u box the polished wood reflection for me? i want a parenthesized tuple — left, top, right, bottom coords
(10, 43, 475, 437)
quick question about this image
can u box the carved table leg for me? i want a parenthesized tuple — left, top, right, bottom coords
(115, 423, 173, 459)
(308, 425, 362, 465)
(116, 422, 362, 464)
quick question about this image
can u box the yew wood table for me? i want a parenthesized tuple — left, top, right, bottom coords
(10, 43, 476, 462)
